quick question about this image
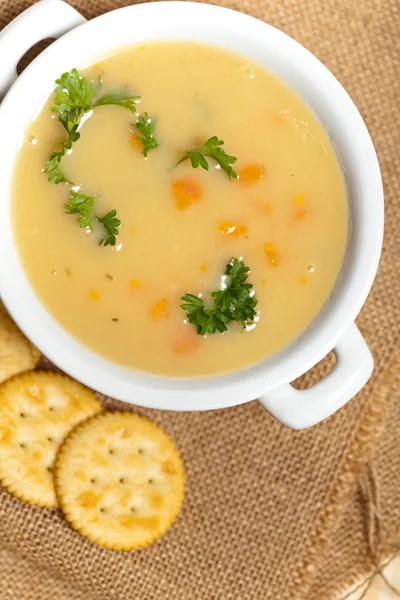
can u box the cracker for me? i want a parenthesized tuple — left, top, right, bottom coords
(0, 308, 41, 384)
(55, 412, 185, 550)
(0, 371, 102, 508)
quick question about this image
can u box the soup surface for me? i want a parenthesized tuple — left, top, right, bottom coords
(13, 43, 347, 377)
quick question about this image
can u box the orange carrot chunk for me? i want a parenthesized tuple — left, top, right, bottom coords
(172, 178, 203, 210)
(151, 298, 169, 319)
(264, 243, 279, 267)
(89, 289, 100, 301)
(239, 164, 264, 184)
(131, 134, 140, 148)
(173, 333, 200, 355)
(294, 194, 304, 206)
(294, 208, 308, 221)
(273, 113, 286, 125)
(218, 222, 247, 237)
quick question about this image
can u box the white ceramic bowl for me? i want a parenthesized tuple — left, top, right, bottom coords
(0, 0, 383, 428)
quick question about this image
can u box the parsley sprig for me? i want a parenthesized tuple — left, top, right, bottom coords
(134, 112, 159, 157)
(51, 68, 94, 125)
(97, 210, 121, 247)
(64, 191, 121, 246)
(176, 136, 238, 180)
(46, 68, 141, 185)
(44, 120, 80, 184)
(93, 93, 140, 113)
(181, 258, 257, 335)
(45, 68, 134, 247)
(64, 190, 95, 229)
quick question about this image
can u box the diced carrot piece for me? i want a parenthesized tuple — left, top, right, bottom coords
(130, 279, 141, 288)
(295, 208, 308, 221)
(293, 194, 310, 221)
(264, 243, 279, 267)
(173, 333, 200, 355)
(239, 164, 264, 184)
(89, 289, 100, 301)
(273, 113, 286, 125)
(218, 222, 247, 237)
(131, 134, 140, 147)
(172, 178, 203, 210)
(151, 298, 169, 319)
(294, 194, 304, 206)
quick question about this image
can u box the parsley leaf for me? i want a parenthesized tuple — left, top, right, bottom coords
(44, 121, 80, 184)
(93, 93, 140, 113)
(134, 112, 159, 156)
(212, 259, 257, 325)
(97, 209, 121, 247)
(64, 190, 95, 230)
(52, 68, 94, 125)
(181, 294, 231, 335)
(177, 136, 238, 180)
(181, 258, 257, 335)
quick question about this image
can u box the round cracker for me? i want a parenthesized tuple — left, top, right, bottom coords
(0, 371, 102, 508)
(0, 308, 41, 384)
(55, 412, 185, 550)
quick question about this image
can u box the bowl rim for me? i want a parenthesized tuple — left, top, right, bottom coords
(0, 1, 384, 410)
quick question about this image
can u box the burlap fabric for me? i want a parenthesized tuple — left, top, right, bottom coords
(0, 1, 399, 599)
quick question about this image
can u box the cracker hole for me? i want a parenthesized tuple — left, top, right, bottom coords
(47, 466, 52, 473)
(148, 478, 154, 485)
(90, 478, 96, 484)
(19, 412, 26, 418)
(48, 406, 55, 412)
(138, 448, 144, 455)
(19, 443, 26, 449)
(99, 507, 106, 513)
(119, 477, 125, 484)
(130, 507, 136, 513)
(108, 448, 114, 455)
(47, 437, 53, 442)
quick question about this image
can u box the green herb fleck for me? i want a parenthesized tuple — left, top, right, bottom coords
(93, 93, 139, 113)
(44, 120, 80, 184)
(134, 112, 159, 156)
(64, 190, 96, 230)
(97, 210, 121, 247)
(181, 258, 257, 335)
(176, 136, 238, 180)
(52, 68, 94, 125)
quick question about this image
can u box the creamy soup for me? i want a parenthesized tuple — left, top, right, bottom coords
(12, 43, 347, 377)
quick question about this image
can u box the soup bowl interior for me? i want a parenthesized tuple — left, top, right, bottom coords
(0, 1, 383, 410)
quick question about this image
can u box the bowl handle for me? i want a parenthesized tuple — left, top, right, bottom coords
(259, 323, 374, 429)
(0, 0, 86, 99)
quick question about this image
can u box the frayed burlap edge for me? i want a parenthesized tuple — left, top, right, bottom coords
(289, 345, 400, 599)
